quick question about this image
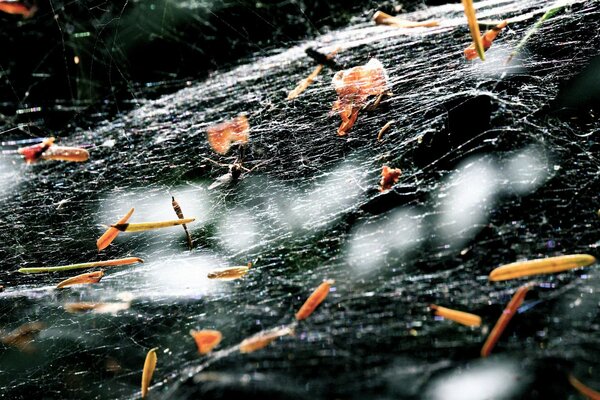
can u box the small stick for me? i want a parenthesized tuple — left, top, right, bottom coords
(377, 120, 395, 141)
(461, 0, 486, 61)
(111, 218, 195, 232)
(171, 196, 193, 250)
(287, 48, 340, 100)
(372, 11, 439, 28)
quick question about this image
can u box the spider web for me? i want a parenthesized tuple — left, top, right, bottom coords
(1, 0, 600, 399)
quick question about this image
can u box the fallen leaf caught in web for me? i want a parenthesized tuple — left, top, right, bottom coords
(239, 325, 294, 354)
(206, 115, 249, 155)
(488, 254, 596, 281)
(97, 208, 135, 251)
(190, 329, 223, 354)
(430, 304, 482, 327)
(56, 270, 104, 289)
(332, 58, 389, 136)
(379, 165, 402, 192)
(372, 11, 439, 28)
(141, 347, 158, 398)
(207, 263, 251, 280)
(295, 279, 335, 321)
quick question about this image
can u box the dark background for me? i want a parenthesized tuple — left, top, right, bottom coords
(1, 1, 600, 399)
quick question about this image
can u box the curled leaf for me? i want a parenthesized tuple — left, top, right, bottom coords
(97, 208, 135, 251)
(112, 218, 195, 232)
(141, 347, 158, 398)
(190, 329, 223, 354)
(18, 256, 143, 274)
(295, 279, 335, 321)
(56, 271, 104, 289)
(0, 1, 36, 17)
(430, 304, 481, 327)
(207, 115, 249, 155)
(489, 254, 596, 281)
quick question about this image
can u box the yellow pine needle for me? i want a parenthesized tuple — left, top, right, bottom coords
(207, 262, 252, 280)
(56, 271, 104, 289)
(141, 347, 158, 398)
(111, 218, 195, 232)
(461, 0, 485, 61)
(18, 257, 143, 274)
(489, 254, 596, 281)
(430, 304, 482, 327)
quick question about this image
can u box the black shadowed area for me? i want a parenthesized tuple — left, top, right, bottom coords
(1, 0, 600, 399)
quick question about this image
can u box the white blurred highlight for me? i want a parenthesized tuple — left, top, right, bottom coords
(436, 148, 549, 245)
(426, 359, 527, 400)
(347, 209, 422, 273)
(97, 185, 213, 249)
(437, 158, 499, 244)
(0, 158, 21, 197)
(503, 146, 548, 194)
(286, 163, 365, 229)
(217, 209, 259, 253)
(103, 253, 227, 299)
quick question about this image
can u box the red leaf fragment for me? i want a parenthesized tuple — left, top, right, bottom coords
(0, 1, 36, 18)
(17, 137, 55, 164)
(379, 165, 402, 192)
(207, 115, 249, 154)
